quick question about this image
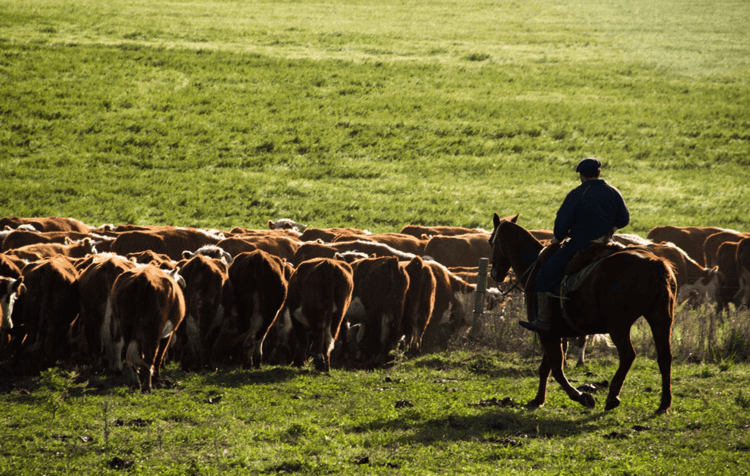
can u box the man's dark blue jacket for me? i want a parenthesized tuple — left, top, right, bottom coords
(553, 179, 630, 243)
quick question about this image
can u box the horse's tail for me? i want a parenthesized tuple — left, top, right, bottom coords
(648, 253, 678, 321)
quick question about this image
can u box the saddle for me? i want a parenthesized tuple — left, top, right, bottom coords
(538, 240, 627, 334)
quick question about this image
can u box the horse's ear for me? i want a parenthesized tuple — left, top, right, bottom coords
(492, 213, 501, 228)
(511, 214, 519, 223)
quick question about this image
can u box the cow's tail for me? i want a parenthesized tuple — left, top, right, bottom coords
(126, 275, 152, 376)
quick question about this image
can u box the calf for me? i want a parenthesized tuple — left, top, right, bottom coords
(228, 250, 288, 368)
(109, 266, 186, 391)
(285, 257, 354, 371)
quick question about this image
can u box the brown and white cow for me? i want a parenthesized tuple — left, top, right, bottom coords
(284, 257, 354, 371)
(109, 265, 186, 391)
(1, 230, 115, 253)
(343, 256, 409, 369)
(737, 237, 750, 308)
(299, 227, 371, 243)
(111, 227, 225, 261)
(175, 254, 236, 371)
(399, 256, 436, 354)
(227, 250, 289, 368)
(647, 225, 736, 267)
(182, 244, 234, 265)
(703, 230, 750, 268)
(642, 242, 721, 305)
(6, 237, 97, 261)
(268, 218, 307, 232)
(126, 250, 177, 270)
(0, 254, 23, 278)
(334, 233, 426, 256)
(421, 261, 503, 353)
(399, 224, 488, 239)
(423, 233, 493, 269)
(0, 276, 25, 353)
(14, 255, 80, 367)
(218, 235, 300, 262)
(0, 216, 91, 234)
(78, 254, 139, 370)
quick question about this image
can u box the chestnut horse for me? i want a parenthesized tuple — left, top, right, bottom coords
(489, 213, 677, 413)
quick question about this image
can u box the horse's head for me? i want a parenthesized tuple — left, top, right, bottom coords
(488, 213, 518, 282)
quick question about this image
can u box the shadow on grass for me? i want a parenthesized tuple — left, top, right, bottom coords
(354, 405, 603, 446)
(197, 365, 300, 388)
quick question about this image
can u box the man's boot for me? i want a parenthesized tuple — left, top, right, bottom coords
(519, 293, 552, 332)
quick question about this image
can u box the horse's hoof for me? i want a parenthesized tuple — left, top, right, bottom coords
(526, 399, 544, 410)
(605, 397, 621, 411)
(579, 393, 596, 408)
(655, 405, 670, 415)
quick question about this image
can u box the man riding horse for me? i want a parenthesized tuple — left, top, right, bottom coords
(521, 157, 630, 333)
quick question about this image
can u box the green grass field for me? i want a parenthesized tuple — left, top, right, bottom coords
(2, 0, 750, 474)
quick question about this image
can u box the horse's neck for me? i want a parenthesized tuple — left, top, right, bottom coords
(509, 227, 543, 280)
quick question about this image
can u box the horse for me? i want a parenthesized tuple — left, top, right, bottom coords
(488, 213, 677, 413)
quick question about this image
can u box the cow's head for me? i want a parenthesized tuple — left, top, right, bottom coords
(268, 218, 307, 232)
(0, 277, 25, 331)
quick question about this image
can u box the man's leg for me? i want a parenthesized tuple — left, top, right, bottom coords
(520, 243, 584, 332)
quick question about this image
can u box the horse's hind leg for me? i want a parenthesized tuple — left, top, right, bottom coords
(647, 316, 673, 414)
(604, 330, 636, 411)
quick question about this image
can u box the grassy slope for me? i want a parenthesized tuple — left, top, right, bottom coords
(0, 0, 749, 233)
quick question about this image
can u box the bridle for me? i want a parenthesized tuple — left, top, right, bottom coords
(489, 221, 539, 298)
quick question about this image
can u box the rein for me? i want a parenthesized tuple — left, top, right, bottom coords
(499, 257, 538, 298)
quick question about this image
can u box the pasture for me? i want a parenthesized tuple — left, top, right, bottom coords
(2, 0, 750, 474)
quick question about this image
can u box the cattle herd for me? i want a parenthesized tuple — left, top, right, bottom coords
(0, 215, 748, 392)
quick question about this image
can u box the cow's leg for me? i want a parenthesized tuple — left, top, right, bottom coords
(542, 335, 595, 408)
(152, 334, 174, 387)
(576, 335, 587, 367)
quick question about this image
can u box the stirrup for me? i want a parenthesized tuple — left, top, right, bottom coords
(518, 319, 551, 333)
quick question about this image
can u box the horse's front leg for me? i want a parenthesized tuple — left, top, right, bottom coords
(541, 335, 596, 409)
(528, 354, 551, 409)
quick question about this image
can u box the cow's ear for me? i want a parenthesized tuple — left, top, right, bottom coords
(182, 250, 194, 260)
(65, 236, 73, 245)
(268, 220, 275, 230)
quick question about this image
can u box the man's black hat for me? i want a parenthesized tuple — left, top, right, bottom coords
(575, 157, 602, 176)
